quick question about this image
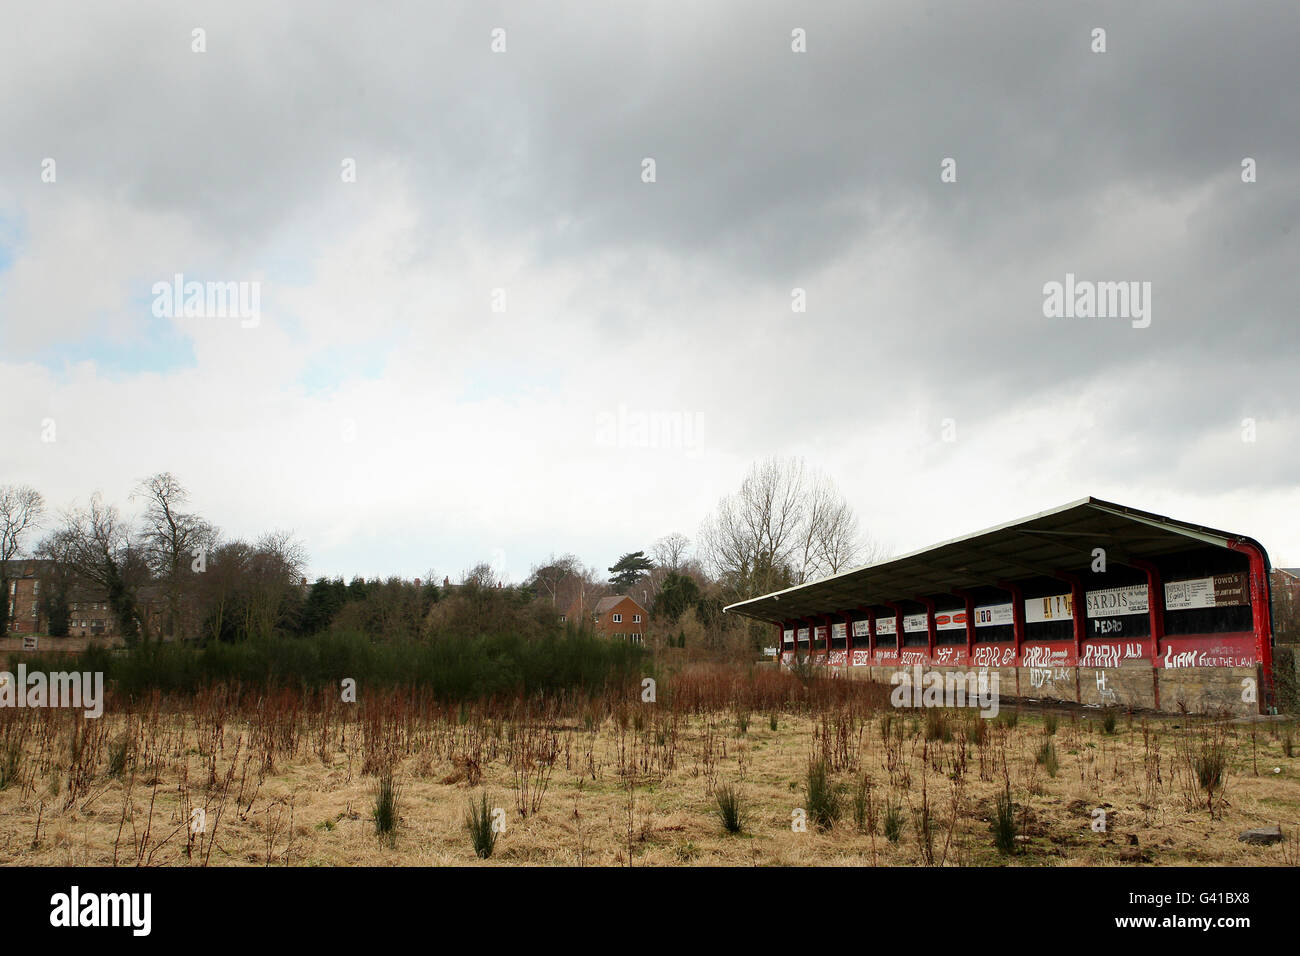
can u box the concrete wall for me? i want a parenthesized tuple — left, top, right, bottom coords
(841, 661, 1260, 716)
(0, 634, 124, 655)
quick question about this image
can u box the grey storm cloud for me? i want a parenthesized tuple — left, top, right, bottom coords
(1, 0, 1297, 571)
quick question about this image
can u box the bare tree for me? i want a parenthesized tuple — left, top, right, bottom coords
(132, 472, 217, 639)
(461, 562, 498, 589)
(699, 457, 806, 600)
(196, 539, 253, 642)
(0, 484, 45, 633)
(792, 473, 837, 583)
(651, 533, 691, 572)
(699, 457, 875, 600)
(528, 553, 585, 605)
(795, 474, 877, 578)
(816, 495, 862, 574)
(59, 494, 150, 644)
(244, 530, 306, 640)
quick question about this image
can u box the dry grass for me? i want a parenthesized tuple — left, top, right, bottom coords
(0, 670, 1296, 866)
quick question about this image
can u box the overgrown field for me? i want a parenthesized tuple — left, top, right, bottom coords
(0, 664, 1297, 866)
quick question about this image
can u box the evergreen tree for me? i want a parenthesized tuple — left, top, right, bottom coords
(608, 551, 654, 588)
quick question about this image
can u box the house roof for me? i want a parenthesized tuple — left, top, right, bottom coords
(594, 595, 645, 615)
(1, 559, 55, 576)
(724, 496, 1268, 625)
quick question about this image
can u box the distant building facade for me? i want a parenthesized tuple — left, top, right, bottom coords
(4, 561, 43, 635)
(2, 559, 166, 645)
(1272, 568, 1300, 642)
(591, 595, 647, 644)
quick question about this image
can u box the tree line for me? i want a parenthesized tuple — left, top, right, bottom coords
(0, 456, 881, 652)
(2, 474, 307, 645)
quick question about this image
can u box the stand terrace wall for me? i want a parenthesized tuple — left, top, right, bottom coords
(780, 633, 1264, 716)
(774, 558, 1270, 715)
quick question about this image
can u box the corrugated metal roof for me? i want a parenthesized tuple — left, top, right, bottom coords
(723, 496, 1266, 624)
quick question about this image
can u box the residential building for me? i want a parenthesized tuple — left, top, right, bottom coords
(591, 595, 647, 644)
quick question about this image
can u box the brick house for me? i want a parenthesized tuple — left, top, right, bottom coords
(66, 584, 119, 638)
(3, 560, 44, 635)
(2, 559, 165, 645)
(590, 595, 647, 644)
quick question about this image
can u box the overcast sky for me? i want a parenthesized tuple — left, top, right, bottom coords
(2, 1, 1298, 582)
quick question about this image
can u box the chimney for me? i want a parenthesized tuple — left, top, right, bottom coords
(414, 578, 421, 588)
(443, 576, 450, 587)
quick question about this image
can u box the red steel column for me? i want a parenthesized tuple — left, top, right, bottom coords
(841, 610, 854, 664)
(915, 596, 937, 660)
(858, 605, 876, 657)
(1227, 539, 1275, 712)
(1130, 560, 1165, 664)
(952, 588, 976, 660)
(884, 601, 905, 656)
(1131, 560, 1165, 711)
(1053, 571, 1086, 660)
(998, 580, 1025, 665)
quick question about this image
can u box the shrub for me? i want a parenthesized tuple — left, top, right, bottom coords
(371, 769, 401, 841)
(993, 787, 1017, 854)
(1194, 741, 1227, 800)
(1101, 708, 1118, 735)
(851, 776, 876, 833)
(1273, 647, 1298, 716)
(714, 783, 745, 834)
(883, 800, 904, 843)
(788, 653, 825, 685)
(107, 735, 129, 778)
(924, 709, 951, 742)
(1043, 713, 1058, 736)
(805, 757, 841, 831)
(465, 792, 497, 859)
(34, 627, 649, 702)
(1036, 740, 1059, 777)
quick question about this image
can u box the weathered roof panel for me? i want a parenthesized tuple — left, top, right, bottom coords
(723, 497, 1265, 624)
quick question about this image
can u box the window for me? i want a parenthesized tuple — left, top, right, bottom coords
(612, 613, 622, 623)
(633, 614, 641, 623)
